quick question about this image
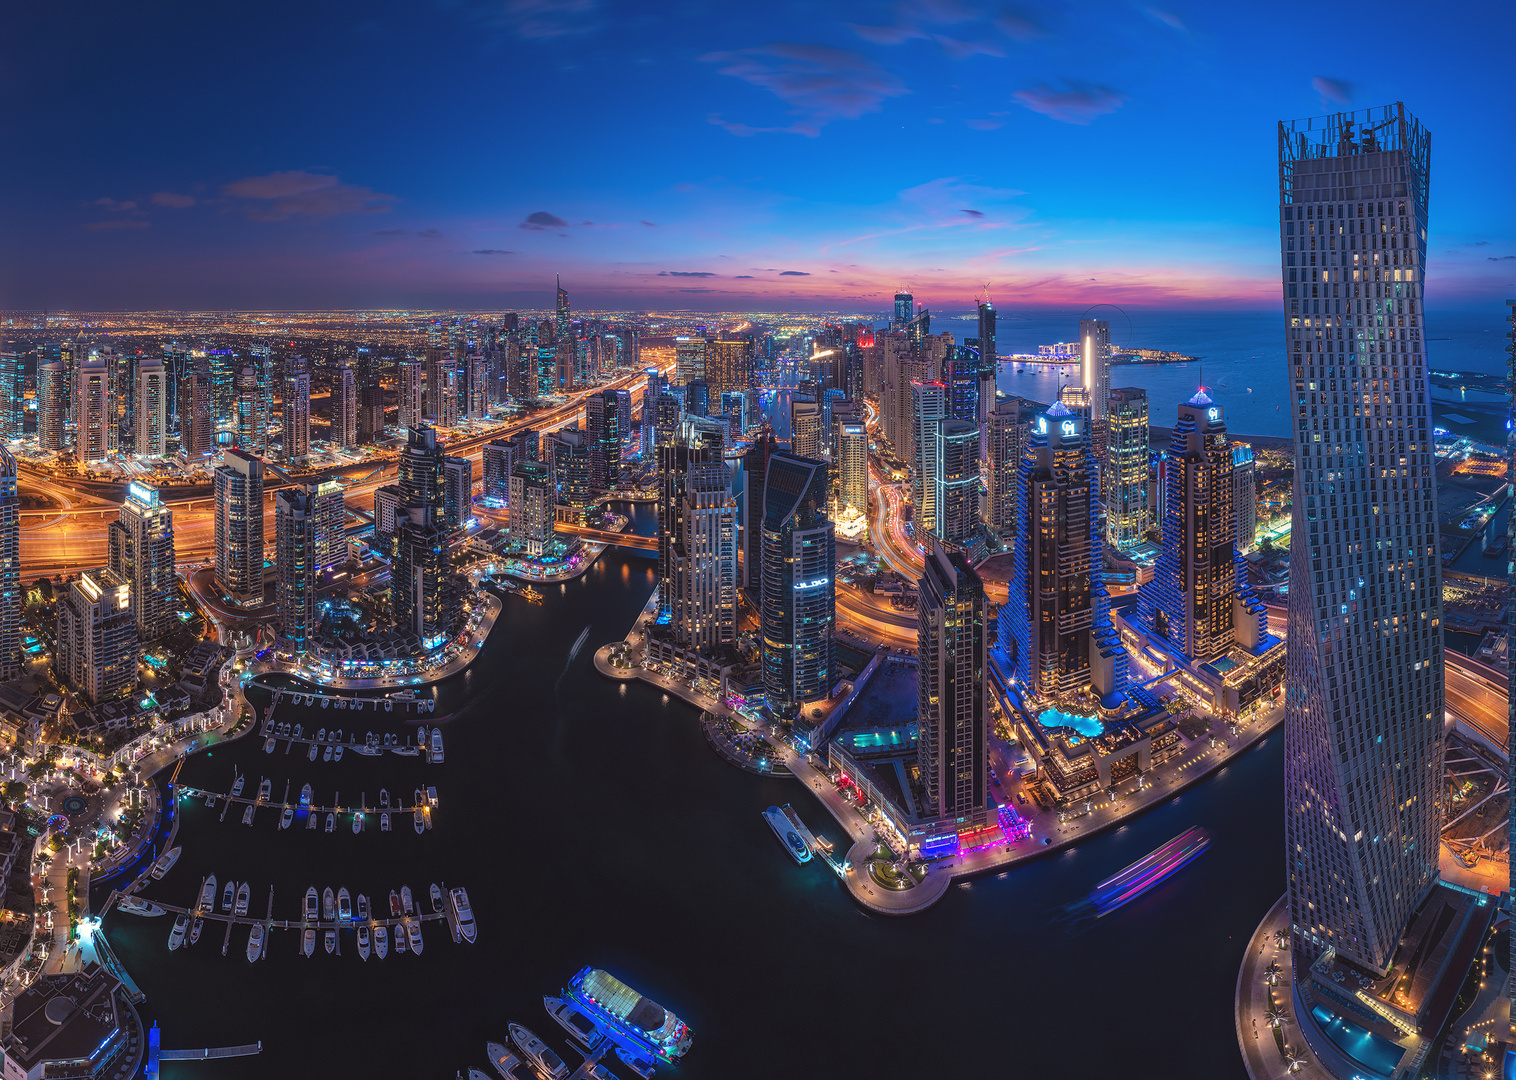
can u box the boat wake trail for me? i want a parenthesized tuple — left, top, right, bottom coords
(555, 625, 593, 693)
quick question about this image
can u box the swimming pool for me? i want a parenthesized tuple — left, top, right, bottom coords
(1309, 1004, 1405, 1077)
(844, 725, 917, 751)
(1036, 708, 1104, 738)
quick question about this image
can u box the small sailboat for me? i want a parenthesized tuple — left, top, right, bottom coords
(235, 881, 250, 917)
(375, 924, 389, 959)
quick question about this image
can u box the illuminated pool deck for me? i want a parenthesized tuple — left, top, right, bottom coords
(1036, 708, 1103, 739)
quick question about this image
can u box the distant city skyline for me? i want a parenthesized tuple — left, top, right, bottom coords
(1, 1, 1510, 311)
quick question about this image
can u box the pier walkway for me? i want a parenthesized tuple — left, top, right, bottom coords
(177, 783, 433, 818)
(159, 1043, 263, 1060)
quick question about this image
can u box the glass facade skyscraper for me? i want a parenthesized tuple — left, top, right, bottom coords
(760, 451, 835, 723)
(1280, 102, 1442, 975)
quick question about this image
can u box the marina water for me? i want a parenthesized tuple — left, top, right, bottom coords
(98, 541, 1284, 1079)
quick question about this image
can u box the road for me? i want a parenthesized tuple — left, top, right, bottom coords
(18, 364, 670, 581)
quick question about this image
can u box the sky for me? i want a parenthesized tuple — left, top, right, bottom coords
(1, 0, 1512, 314)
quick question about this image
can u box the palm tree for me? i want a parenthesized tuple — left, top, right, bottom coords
(1286, 1054, 1306, 1072)
(1264, 963, 1282, 985)
(1265, 1007, 1287, 1028)
(1273, 929, 1290, 949)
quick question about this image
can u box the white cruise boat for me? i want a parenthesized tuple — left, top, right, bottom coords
(149, 846, 181, 880)
(168, 914, 188, 950)
(430, 884, 444, 913)
(374, 924, 388, 959)
(394, 924, 407, 954)
(263, 736, 276, 753)
(117, 895, 165, 917)
(246, 922, 264, 962)
(487, 1041, 533, 1080)
(234, 882, 250, 917)
(356, 923, 371, 960)
(508, 1024, 568, 1080)
(379, 789, 391, 809)
(333, 746, 343, 762)
(450, 887, 477, 944)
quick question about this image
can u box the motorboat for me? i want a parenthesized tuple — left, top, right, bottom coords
(263, 736, 276, 753)
(324, 929, 336, 954)
(374, 924, 389, 959)
(587, 1066, 619, 1080)
(257, 779, 271, 802)
(323, 745, 333, 763)
(300, 783, 312, 806)
(381, 813, 391, 832)
(221, 881, 235, 911)
(357, 923, 371, 960)
(430, 729, 444, 763)
(614, 1049, 657, 1079)
(430, 884, 444, 914)
(401, 886, 414, 916)
(450, 887, 477, 945)
(307, 810, 318, 830)
(389, 891, 402, 918)
(325, 812, 335, 832)
(246, 922, 265, 962)
(333, 746, 343, 762)
(508, 1024, 569, 1080)
(357, 894, 370, 920)
(337, 888, 352, 921)
(149, 846, 181, 880)
(293, 724, 302, 738)
(414, 787, 425, 810)
(353, 745, 382, 756)
(426, 786, 438, 807)
(168, 914, 188, 950)
(242, 804, 255, 825)
(235, 882, 250, 917)
(304, 886, 319, 923)
(117, 895, 165, 917)
(317, 728, 326, 741)
(323, 887, 335, 921)
(302, 928, 315, 957)
(487, 1042, 533, 1080)
(414, 808, 425, 834)
(463, 1068, 492, 1080)
(280, 805, 294, 830)
(391, 745, 420, 757)
(545, 996, 602, 1051)
(379, 789, 390, 809)
(320, 698, 329, 709)
(198, 875, 217, 910)
(406, 919, 423, 955)
(394, 924, 407, 954)
(231, 775, 245, 797)
(307, 743, 318, 762)
(352, 813, 363, 834)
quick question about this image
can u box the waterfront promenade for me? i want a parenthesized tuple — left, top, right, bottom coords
(1235, 895, 1332, 1080)
(596, 598, 1284, 915)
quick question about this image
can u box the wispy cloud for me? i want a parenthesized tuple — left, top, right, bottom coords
(1140, 6, 1188, 33)
(92, 197, 138, 212)
(702, 44, 908, 137)
(472, 249, 513, 255)
(519, 211, 569, 231)
(1012, 81, 1126, 124)
(223, 170, 396, 220)
(151, 191, 195, 208)
(1312, 76, 1354, 107)
(659, 270, 716, 277)
(779, 270, 810, 276)
(640, 220, 657, 226)
(80, 219, 149, 231)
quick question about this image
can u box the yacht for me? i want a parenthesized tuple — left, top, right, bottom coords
(380, 789, 390, 809)
(246, 922, 264, 962)
(323, 745, 333, 763)
(279, 805, 294, 829)
(357, 894, 370, 920)
(414, 787, 425, 811)
(392, 744, 420, 757)
(356, 923, 371, 960)
(381, 813, 391, 832)
(354, 743, 381, 756)
(406, 919, 423, 955)
(352, 813, 363, 834)
(263, 736, 276, 753)
(257, 779, 271, 802)
(394, 924, 407, 954)
(307, 810, 318, 830)
(323, 887, 335, 921)
(189, 917, 203, 946)
(293, 724, 302, 738)
(463, 1069, 493, 1080)
(337, 888, 352, 921)
(389, 891, 402, 918)
(414, 808, 426, 834)
(333, 746, 343, 762)
(587, 1066, 619, 1080)
(508, 1024, 569, 1080)
(242, 804, 255, 825)
(307, 743, 318, 762)
(304, 886, 319, 923)
(401, 886, 414, 916)
(374, 924, 389, 959)
(430, 884, 444, 914)
(487, 1042, 533, 1080)
(324, 929, 336, 954)
(325, 812, 335, 832)
(234, 882, 250, 918)
(544, 996, 601, 1050)
(116, 895, 165, 917)
(426, 786, 438, 807)
(221, 881, 235, 911)
(168, 914, 188, 950)
(231, 776, 245, 797)
(300, 783, 313, 806)
(149, 846, 181, 880)
(430, 729, 444, 764)
(302, 927, 316, 957)
(761, 805, 812, 864)
(450, 887, 477, 944)
(197, 875, 217, 910)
